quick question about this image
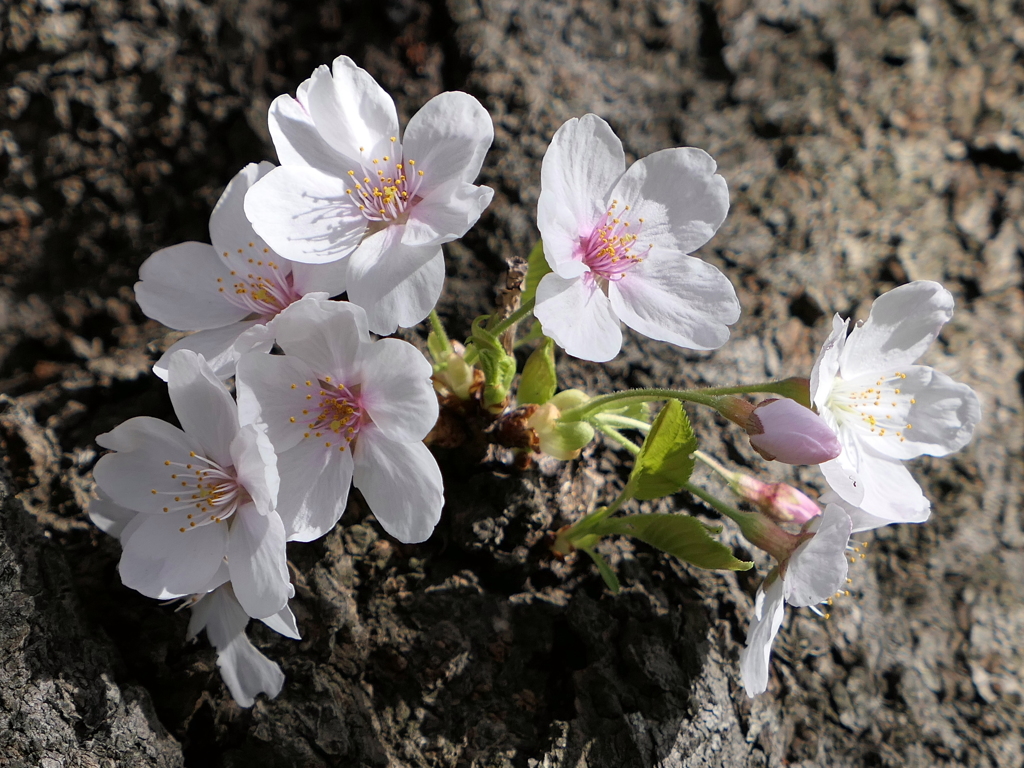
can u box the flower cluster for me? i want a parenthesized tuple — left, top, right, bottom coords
(89, 54, 980, 707)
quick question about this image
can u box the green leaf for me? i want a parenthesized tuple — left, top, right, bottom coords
(601, 514, 753, 571)
(518, 337, 557, 405)
(522, 240, 552, 307)
(580, 547, 621, 592)
(628, 400, 697, 501)
(470, 316, 517, 408)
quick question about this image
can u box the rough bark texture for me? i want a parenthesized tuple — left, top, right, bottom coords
(1, 0, 1023, 766)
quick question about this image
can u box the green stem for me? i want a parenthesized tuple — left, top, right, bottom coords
(594, 414, 652, 434)
(464, 297, 537, 366)
(559, 380, 801, 423)
(592, 422, 641, 455)
(684, 481, 748, 525)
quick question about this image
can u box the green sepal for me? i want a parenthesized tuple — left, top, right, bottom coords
(522, 240, 552, 307)
(628, 400, 697, 501)
(600, 514, 753, 571)
(427, 330, 451, 368)
(580, 547, 621, 592)
(518, 337, 557, 406)
(469, 316, 516, 408)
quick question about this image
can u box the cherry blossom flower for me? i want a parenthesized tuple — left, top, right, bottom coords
(235, 297, 443, 544)
(243, 55, 494, 335)
(532, 114, 740, 362)
(135, 162, 348, 380)
(746, 397, 841, 465)
(739, 503, 853, 696)
(92, 350, 291, 619)
(187, 583, 300, 708)
(810, 281, 981, 525)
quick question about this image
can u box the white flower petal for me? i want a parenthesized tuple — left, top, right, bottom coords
(856, 450, 931, 524)
(306, 56, 399, 161)
(96, 415, 196, 454)
(188, 584, 246, 644)
(272, 296, 370, 376)
(357, 338, 438, 443)
(244, 165, 366, 265)
(607, 247, 739, 351)
(230, 425, 279, 517)
(152, 321, 273, 382)
(260, 604, 301, 640)
(402, 180, 494, 247)
(819, 490, 893, 533)
(135, 242, 246, 331)
(276, 436, 354, 542)
(209, 162, 275, 259)
(94, 442, 198, 515)
(537, 115, 625, 273)
(401, 91, 494, 192)
(290, 257, 349, 297)
(839, 281, 954, 379)
(784, 504, 852, 607)
(166, 350, 239, 467)
(88, 489, 136, 539)
(359, 249, 445, 335)
(268, 89, 346, 173)
(810, 314, 848, 411)
(353, 426, 443, 544)
(236, 352, 321, 454)
(534, 273, 622, 362)
(738, 574, 786, 698)
(119, 513, 228, 598)
(215, 633, 285, 708)
(346, 230, 441, 334)
(609, 147, 729, 254)
(227, 505, 290, 619)
(858, 366, 981, 461)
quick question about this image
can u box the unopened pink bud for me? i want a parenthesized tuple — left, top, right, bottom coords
(746, 398, 841, 465)
(734, 475, 821, 524)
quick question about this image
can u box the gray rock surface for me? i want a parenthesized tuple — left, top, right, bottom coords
(1, 0, 1022, 766)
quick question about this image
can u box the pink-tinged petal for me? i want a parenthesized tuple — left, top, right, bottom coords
(230, 425, 279, 517)
(609, 147, 729, 254)
(401, 180, 494, 247)
(784, 504, 851, 607)
(96, 415, 196, 454)
(856, 450, 931, 524)
(346, 230, 440, 334)
(360, 249, 445, 335)
(839, 281, 954, 379)
(209, 163, 275, 260)
(746, 398, 841, 465)
(272, 296, 370, 376)
(152, 321, 273, 382)
(306, 57, 399, 161)
(227, 505, 290, 619)
(357, 338, 438, 443)
(268, 90, 346, 173)
(538, 115, 625, 273)
(848, 365, 981, 461)
(290, 257, 349, 297)
(135, 242, 246, 331)
(534, 273, 622, 362)
(810, 314, 848, 411)
(236, 352, 321, 454)
(402, 91, 494, 192)
(738, 573, 786, 697)
(166, 350, 239, 467)
(608, 247, 740, 351)
(353, 426, 443, 544)
(259, 604, 301, 640)
(244, 165, 366, 265)
(276, 436, 354, 542)
(88, 489, 136, 539)
(119, 513, 228, 598)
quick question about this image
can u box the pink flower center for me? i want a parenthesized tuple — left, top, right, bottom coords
(152, 452, 248, 532)
(345, 139, 425, 224)
(576, 201, 650, 282)
(217, 242, 304, 319)
(292, 377, 365, 454)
